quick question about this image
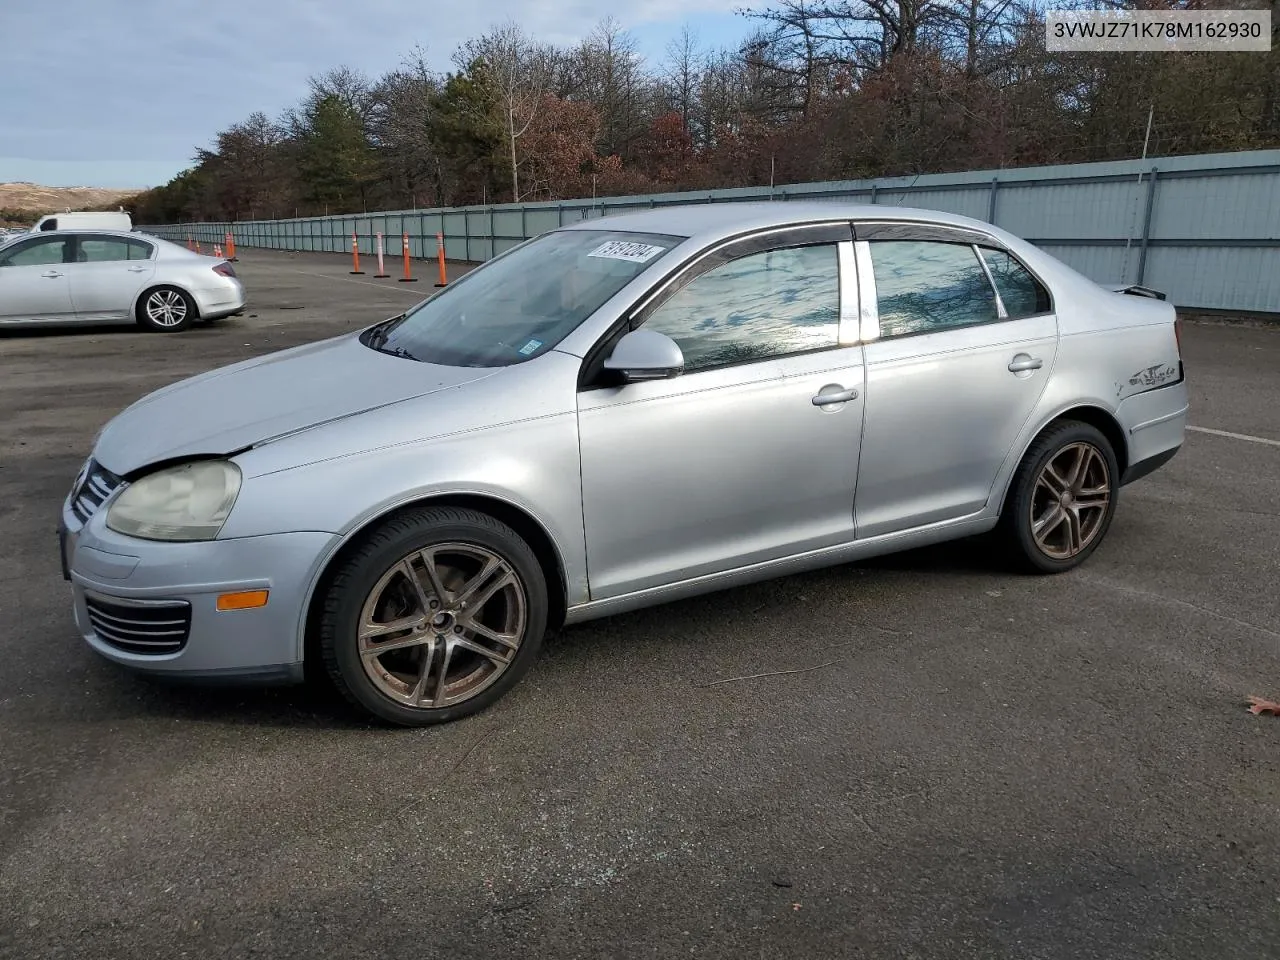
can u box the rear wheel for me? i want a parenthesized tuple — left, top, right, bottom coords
(999, 420, 1119, 573)
(318, 507, 548, 726)
(136, 286, 195, 332)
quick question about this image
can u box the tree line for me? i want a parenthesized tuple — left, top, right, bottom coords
(128, 2, 1280, 224)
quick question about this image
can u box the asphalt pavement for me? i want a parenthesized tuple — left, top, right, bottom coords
(1, 250, 1278, 959)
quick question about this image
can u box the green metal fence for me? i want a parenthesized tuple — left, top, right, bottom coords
(140, 148, 1280, 312)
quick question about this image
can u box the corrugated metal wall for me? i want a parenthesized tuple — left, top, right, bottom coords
(142, 148, 1280, 312)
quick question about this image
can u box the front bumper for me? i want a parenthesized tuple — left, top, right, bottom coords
(61, 501, 338, 682)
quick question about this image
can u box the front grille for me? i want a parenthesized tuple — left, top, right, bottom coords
(85, 595, 191, 655)
(71, 460, 123, 524)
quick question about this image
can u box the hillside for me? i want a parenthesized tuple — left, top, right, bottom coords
(0, 182, 138, 219)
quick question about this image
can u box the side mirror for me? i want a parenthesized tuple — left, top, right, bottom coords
(603, 329, 685, 382)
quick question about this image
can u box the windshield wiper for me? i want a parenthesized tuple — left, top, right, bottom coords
(364, 313, 405, 351)
(379, 345, 418, 361)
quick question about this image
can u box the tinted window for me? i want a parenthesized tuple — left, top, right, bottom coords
(39, 218, 57, 231)
(870, 240, 999, 338)
(642, 244, 840, 372)
(365, 230, 680, 367)
(980, 247, 1050, 318)
(0, 237, 69, 267)
(76, 237, 153, 263)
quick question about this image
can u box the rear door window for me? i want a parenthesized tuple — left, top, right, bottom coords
(76, 237, 134, 262)
(868, 240, 1000, 338)
(75, 236, 153, 262)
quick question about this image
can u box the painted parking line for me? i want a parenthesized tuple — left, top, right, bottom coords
(1187, 425, 1280, 448)
(282, 267, 432, 295)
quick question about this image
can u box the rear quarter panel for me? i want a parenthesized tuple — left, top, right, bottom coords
(986, 236, 1185, 509)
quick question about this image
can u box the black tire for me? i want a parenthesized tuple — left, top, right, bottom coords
(999, 420, 1120, 574)
(135, 286, 196, 332)
(318, 506, 548, 727)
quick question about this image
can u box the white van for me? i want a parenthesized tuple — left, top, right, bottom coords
(30, 211, 133, 233)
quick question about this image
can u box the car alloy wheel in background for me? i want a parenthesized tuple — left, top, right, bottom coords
(138, 287, 194, 332)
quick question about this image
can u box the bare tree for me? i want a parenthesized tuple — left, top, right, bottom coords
(569, 17, 653, 158)
(367, 45, 449, 205)
(663, 25, 706, 135)
(458, 22, 557, 201)
(307, 65, 374, 115)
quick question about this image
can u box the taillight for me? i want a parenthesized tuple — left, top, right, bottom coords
(1174, 316, 1182, 359)
(213, 262, 236, 278)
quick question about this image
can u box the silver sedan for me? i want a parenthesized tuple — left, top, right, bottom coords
(60, 202, 1187, 725)
(0, 229, 244, 331)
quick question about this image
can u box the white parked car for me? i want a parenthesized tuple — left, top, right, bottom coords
(0, 229, 244, 331)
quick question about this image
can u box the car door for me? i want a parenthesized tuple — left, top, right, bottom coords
(0, 235, 75, 323)
(852, 222, 1059, 539)
(577, 225, 868, 601)
(66, 234, 157, 320)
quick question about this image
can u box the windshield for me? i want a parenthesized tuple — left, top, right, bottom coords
(361, 229, 682, 367)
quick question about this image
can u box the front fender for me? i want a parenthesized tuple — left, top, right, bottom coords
(218, 411, 588, 605)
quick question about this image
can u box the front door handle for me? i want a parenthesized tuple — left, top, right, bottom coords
(812, 386, 859, 407)
(42, 270, 63, 278)
(1008, 354, 1043, 373)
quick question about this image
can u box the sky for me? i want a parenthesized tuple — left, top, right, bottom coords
(0, 0, 760, 190)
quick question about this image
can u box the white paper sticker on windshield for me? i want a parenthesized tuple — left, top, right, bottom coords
(587, 240, 665, 264)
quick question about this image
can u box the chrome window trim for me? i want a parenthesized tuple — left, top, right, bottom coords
(972, 243, 1009, 319)
(836, 239, 860, 345)
(853, 240, 879, 342)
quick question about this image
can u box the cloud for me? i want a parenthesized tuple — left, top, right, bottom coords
(0, 0, 754, 185)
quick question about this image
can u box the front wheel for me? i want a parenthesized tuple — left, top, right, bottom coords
(136, 286, 196, 332)
(999, 420, 1119, 573)
(318, 507, 548, 726)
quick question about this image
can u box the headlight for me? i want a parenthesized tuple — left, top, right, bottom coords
(106, 461, 242, 541)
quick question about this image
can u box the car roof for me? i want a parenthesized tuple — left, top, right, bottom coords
(16, 228, 150, 240)
(561, 200, 1002, 244)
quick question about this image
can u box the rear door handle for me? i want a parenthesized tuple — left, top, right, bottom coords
(42, 270, 63, 278)
(127, 266, 148, 272)
(1008, 355, 1043, 372)
(812, 386, 859, 406)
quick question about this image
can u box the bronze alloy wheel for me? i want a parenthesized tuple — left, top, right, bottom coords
(356, 543, 528, 709)
(1028, 441, 1112, 561)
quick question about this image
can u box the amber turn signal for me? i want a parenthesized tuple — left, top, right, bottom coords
(216, 589, 269, 611)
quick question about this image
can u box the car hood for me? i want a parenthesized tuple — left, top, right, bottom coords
(94, 332, 499, 475)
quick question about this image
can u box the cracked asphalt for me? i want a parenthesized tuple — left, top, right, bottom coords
(2, 250, 1278, 959)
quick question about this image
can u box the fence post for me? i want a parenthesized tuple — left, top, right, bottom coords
(520, 206, 527, 241)
(987, 177, 999, 224)
(463, 209, 470, 262)
(870, 183, 878, 205)
(1137, 167, 1159, 285)
(557, 203, 564, 227)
